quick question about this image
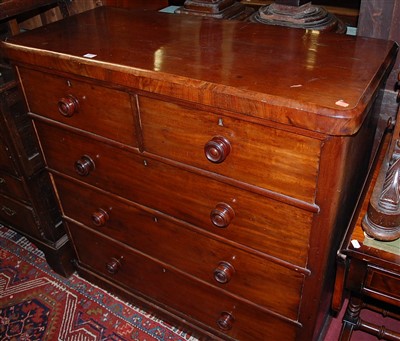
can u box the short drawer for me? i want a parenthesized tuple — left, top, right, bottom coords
(0, 138, 16, 176)
(18, 67, 138, 147)
(0, 194, 41, 239)
(139, 96, 321, 203)
(0, 171, 28, 202)
(363, 266, 400, 306)
(69, 222, 299, 340)
(37, 121, 313, 267)
(56, 176, 304, 319)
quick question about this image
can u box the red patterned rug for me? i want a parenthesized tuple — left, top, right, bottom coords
(0, 225, 198, 341)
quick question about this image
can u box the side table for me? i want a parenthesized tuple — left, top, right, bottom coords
(333, 89, 400, 340)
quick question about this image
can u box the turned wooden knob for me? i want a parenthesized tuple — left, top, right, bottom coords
(217, 312, 234, 331)
(74, 155, 95, 176)
(210, 203, 235, 228)
(204, 136, 231, 163)
(106, 257, 122, 274)
(58, 95, 79, 117)
(214, 261, 235, 284)
(91, 208, 109, 227)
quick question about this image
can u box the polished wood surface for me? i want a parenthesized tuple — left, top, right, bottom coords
(3, 7, 396, 135)
(2, 6, 397, 340)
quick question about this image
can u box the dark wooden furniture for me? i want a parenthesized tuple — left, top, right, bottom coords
(0, 0, 70, 35)
(0, 1, 73, 276)
(0, 64, 73, 276)
(175, 0, 254, 20)
(333, 88, 400, 339)
(2, 6, 397, 340)
(250, 0, 346, 32)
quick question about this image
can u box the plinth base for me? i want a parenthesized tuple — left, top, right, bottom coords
(250, 2, 346, 33)
(175, 0, 254, 20)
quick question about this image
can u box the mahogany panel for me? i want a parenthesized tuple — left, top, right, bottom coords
(19, 67, 138, 147)
(55, 175, 304, 319)
(139, 95, 320, 203)
(3, 7, 397, 135)
(364, 266, 400, 305)
(68, 221, 299, 340)
(36, 120, 313, 266)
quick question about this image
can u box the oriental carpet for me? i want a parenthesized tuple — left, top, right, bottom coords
(0, 225, 198, 341)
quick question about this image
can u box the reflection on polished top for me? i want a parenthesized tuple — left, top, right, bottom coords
(2, 6, 397, 135)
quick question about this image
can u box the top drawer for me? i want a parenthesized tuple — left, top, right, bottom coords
(139, 96, 321, 203)
(18, 67, 138, 147)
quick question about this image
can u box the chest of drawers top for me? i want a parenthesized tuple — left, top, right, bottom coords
(2, 6, 397, 136)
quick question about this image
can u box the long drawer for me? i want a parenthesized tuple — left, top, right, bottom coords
(138, 95, 321, 203)
(68, 221, 299, 340)
(36, 121, 313, 266)
(55, 175, 304, 319)
(19, 67, 138, 147)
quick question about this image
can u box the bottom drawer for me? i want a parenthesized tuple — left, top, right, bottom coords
(0, 194, 41, 238)
(68, 221, 299, 340)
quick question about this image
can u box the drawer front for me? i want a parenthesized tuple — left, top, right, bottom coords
(0, 171, 28, 202)
(37, 121, 313, 266)
(55, 176, 304, 319)
(0, 194, 41, 238)
(68, 222, 298, 340)
(139, 96, 321, 203)
(364, 266, 400, 306)
(19, 67, 138, 147)
(0, 138, 16, 175)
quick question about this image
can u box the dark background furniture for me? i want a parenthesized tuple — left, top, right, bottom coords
(0, 1, 74, 276)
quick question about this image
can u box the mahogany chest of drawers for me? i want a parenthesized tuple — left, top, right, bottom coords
(0, 64, 72, 276)
(2, 6, 397, 340)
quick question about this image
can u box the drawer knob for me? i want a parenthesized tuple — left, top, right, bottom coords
(106, 257, 122, 274)
(217, 312, 234, 331)
(210, 203, 235, 228)
(74, 155, 95, 176)
(91, 208, 109, 227)
(214, 261, 235, 284)
(58, 95, 79, 117)
(204, 136, 231, 163)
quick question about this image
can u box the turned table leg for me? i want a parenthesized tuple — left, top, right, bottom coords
(339, 296, 362, 341)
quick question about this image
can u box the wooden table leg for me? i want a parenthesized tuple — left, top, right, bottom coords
(339, 296, 362, 341)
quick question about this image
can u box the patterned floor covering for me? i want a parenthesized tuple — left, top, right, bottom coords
(0, 226, 198, 341)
